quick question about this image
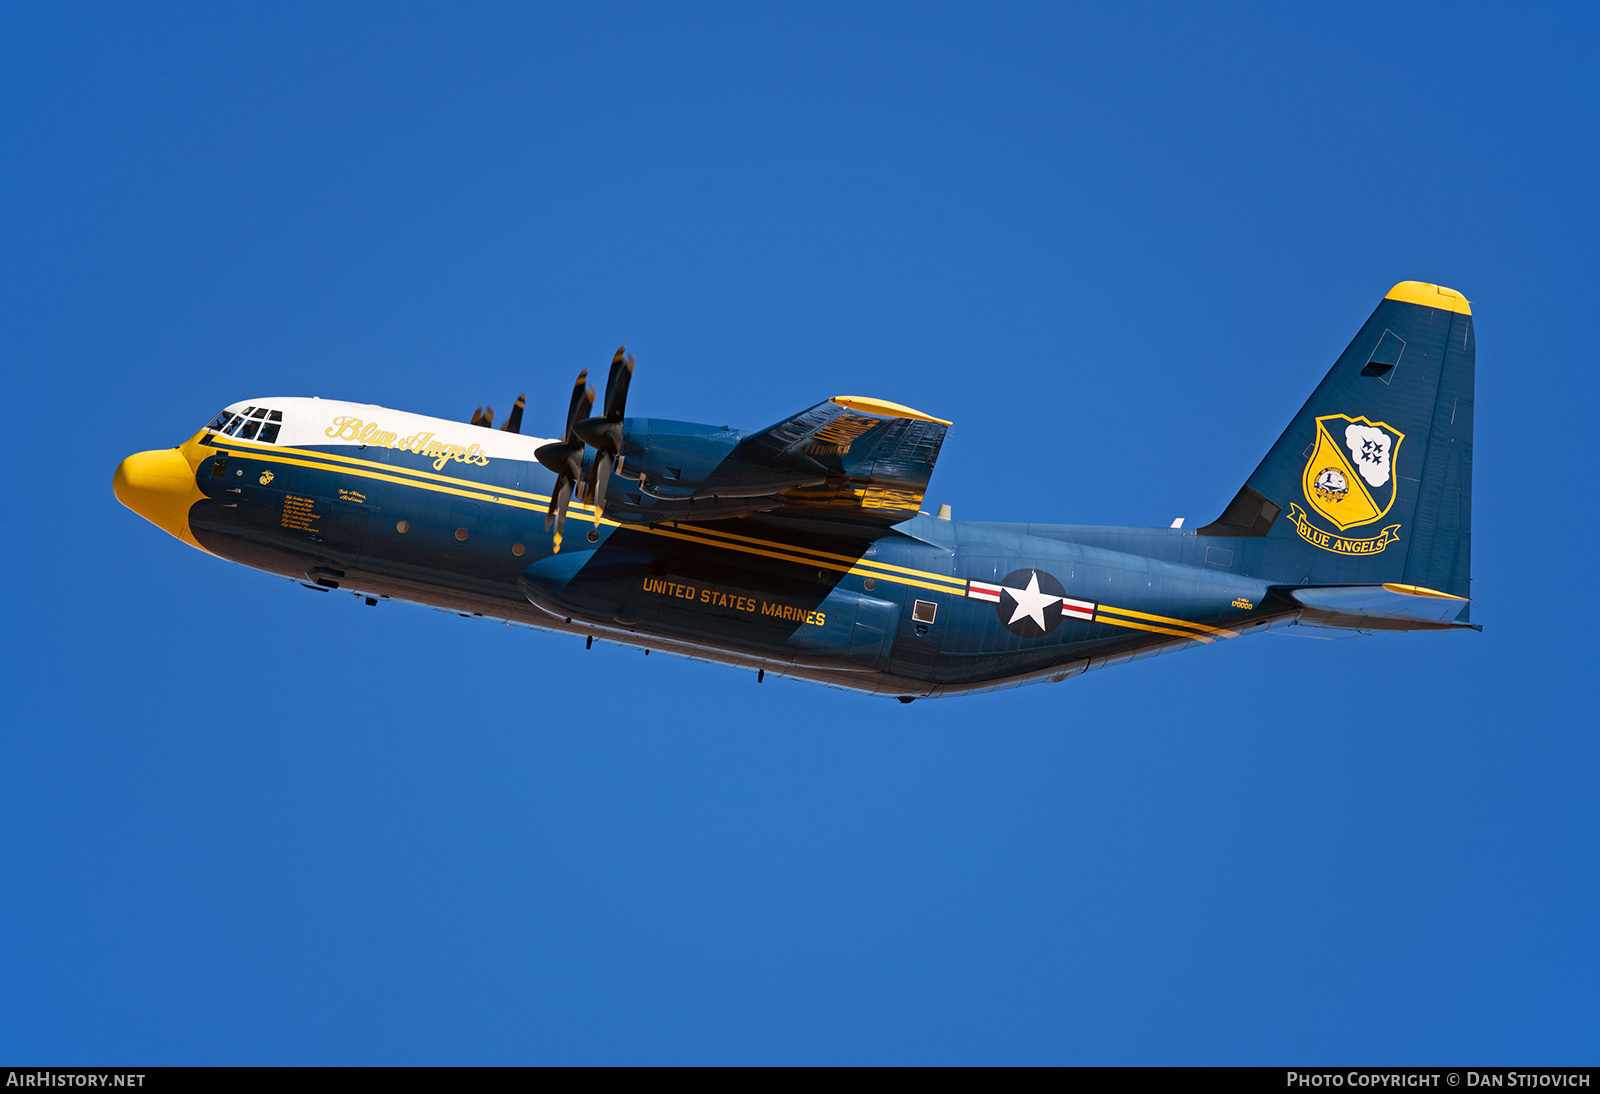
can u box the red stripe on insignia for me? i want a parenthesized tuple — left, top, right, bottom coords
(1060, 596, 1096, 621)
(967, 580, 1002, 603)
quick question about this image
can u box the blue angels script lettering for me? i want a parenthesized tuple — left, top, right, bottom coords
(325, 416, 491, 471)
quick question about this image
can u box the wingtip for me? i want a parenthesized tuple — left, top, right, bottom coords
(829, 395, 952, 426)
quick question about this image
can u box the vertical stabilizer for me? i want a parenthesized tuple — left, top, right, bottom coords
(1200, 282, 1475, 610)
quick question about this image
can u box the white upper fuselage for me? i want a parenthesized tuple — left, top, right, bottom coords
(212, 396, 559, 466)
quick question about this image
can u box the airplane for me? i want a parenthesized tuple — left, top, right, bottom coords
(114, 280, 1477, 700)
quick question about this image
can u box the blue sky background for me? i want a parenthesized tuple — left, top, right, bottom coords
(3, 2, 1596, 1064)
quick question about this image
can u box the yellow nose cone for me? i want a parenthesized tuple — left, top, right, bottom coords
(114, 447, 208, 551)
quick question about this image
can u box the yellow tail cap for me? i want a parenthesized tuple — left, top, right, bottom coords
(1385, 281, 1471, 315)
(114, 447, 210, 553)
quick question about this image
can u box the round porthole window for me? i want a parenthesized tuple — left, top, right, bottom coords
(455, 528, 469, 541)
(512, 543, 525, 556)
(396, 520, 409, 533)
(863, 577, 877, 591)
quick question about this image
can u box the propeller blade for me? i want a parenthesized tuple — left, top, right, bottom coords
(601, 346, 634, 422)
(546, 475, 573, 543)
(469, 405, 495, 428)
(554, 479, 571, 545)
(591, 450, 613, 513)
(563, 371, 595, 445)
(573, 348, 633, 456)
(501, 394, 526, 433)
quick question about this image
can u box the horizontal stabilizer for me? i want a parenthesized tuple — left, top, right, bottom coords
(1282, 582, 1472, 629)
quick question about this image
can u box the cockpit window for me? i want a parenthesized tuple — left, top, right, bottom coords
(208, 406, 284, 443)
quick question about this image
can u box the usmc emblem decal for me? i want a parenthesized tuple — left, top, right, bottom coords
(1287, 413, 1405, 555)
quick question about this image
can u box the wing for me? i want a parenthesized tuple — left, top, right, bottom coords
(605, 396, 952, 527)
(743, 396, 952, 521)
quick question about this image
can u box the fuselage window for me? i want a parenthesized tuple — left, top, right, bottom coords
(239, 419, 261, 440)
(224, 408, 255, 437)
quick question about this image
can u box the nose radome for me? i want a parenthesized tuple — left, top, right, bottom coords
(114, 447, 208, 552)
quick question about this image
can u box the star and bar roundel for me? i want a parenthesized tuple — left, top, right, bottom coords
(966, 569, 1097, 639)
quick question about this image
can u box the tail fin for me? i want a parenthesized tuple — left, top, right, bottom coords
(1200, 281, 1475, 608)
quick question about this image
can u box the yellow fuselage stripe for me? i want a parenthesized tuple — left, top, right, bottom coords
(219, 450, 555, 512)
(626, 525, 967, 595)
(1092, 614, 1214, 643)
(211, 437, 965, 588)
(662, 521, 968, 591)
(1094, 603, 1240, 639)
(212, 434, 554, 501)
(210, 436, 1238, 638)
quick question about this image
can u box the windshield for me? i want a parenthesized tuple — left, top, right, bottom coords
(206, 407, 283, 443)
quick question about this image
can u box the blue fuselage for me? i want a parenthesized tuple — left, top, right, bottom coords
(184, 426, 1281, 698)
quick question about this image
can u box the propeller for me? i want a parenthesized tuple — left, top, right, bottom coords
(470, 395, 526, 432)
(573, 346, 635, 514)
(534, 372, 595, 552)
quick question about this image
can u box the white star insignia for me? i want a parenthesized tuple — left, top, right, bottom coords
(1004, 572, 1060, 630)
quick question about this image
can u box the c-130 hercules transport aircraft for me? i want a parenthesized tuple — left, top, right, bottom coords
(115, 281, 1477, 700)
